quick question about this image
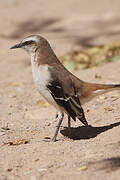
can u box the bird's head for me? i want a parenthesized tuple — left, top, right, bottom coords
(10, 35, 50, 55)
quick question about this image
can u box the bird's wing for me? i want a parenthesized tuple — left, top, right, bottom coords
(47, 69, 88, 126)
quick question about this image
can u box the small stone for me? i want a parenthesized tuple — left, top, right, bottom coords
(7, 168, 13, 172)
(86, 109, 90, 113)
(8, 112, 12, 115)
(104, 106, 114, 111)
(38, 168, 47, 172)
(95, 74, 102, 79)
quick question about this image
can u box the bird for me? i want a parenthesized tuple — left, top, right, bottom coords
(10, 35, 120, 142)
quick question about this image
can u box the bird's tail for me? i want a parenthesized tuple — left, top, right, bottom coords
(85, 83, 120, 91)
(81, 82, 120, 104)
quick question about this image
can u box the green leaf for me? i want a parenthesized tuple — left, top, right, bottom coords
(110, 54, 120, 62)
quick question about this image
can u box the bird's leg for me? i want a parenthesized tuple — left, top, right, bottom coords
(52, 112, 64, 142)
(68, 116, 71, 134)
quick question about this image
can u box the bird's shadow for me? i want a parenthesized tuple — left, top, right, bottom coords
(60, 121, 120, 140)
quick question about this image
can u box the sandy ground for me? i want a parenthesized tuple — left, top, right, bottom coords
(0, 0, 120, 180)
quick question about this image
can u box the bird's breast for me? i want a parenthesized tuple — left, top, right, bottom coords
(31, 63, 61, 110)
(32, 64, 51, 91)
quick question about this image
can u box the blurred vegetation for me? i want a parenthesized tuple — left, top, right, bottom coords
(59, 41, 120, 71)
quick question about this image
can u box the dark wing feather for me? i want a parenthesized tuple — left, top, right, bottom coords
(69, 96, 88, 125)
(47, 81, 76, 121)
(47, 79, 88, 125)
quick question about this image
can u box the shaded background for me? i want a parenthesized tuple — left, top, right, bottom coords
(1, 0, 120, 54)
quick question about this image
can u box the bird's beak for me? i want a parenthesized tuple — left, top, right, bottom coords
(10, 43, 22, 49)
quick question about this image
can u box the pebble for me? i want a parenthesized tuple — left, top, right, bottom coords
(30, 175, 37, 180)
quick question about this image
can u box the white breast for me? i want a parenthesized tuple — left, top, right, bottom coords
(30, 53, 50, 89)
(30, 54, 61, 110)
(32, 63, 51, 91)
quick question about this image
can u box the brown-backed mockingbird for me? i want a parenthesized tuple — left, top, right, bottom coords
(10, 35, 120, 141)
